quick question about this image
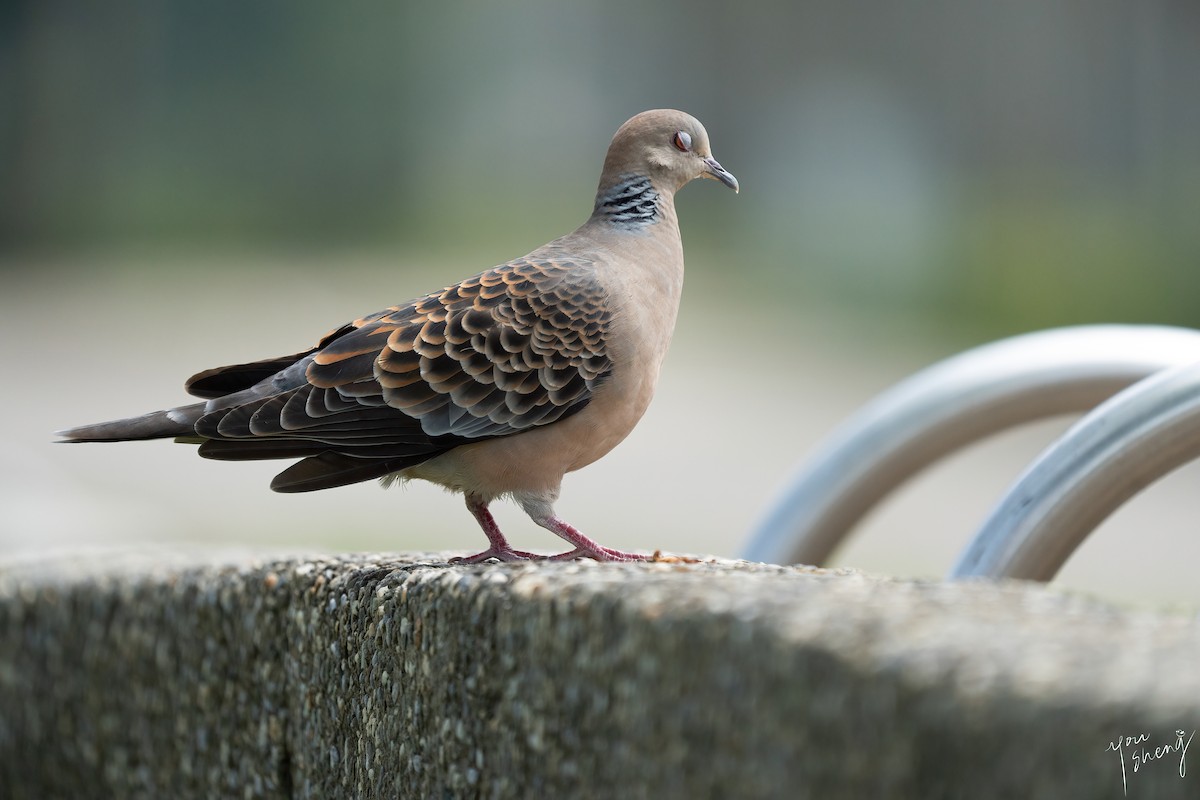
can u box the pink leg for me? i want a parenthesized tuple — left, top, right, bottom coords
(536, 515, 651, 562)
(451, 496, 545, 563)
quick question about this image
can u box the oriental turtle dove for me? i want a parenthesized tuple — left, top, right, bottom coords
(58, 109, 738, 562)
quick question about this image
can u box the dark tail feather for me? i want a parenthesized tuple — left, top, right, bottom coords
(183, 323, 357, 398)
(198, 439, 436, 461)
(184, 350, 317, 398)
(270, 452, 426, 493)
(55, 402, 207, 442)
(198, 438, 332, 461)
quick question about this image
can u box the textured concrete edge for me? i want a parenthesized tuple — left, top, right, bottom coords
(0, 555, 295, 798)
(1, 552, 1199, 799)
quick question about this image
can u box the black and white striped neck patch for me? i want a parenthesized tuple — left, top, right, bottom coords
(595, 174, 660, 229)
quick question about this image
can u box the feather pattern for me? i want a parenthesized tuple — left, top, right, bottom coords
(166, 255, 614, 486)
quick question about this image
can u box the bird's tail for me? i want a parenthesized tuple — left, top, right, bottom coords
(55, 402, 207, 443)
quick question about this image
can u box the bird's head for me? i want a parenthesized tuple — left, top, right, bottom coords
(600, 109, 739, 195)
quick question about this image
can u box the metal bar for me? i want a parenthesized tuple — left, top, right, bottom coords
(949, 360, 1200, 581)
(741, 325, 1200, 566)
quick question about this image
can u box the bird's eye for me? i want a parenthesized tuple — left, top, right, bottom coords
(672, 131, 692, 152)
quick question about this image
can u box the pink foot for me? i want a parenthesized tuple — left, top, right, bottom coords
(450, 546, 542, 564)
(534, 515, 652, 562)
(546, 546, 652, 562)
(459, 495, 653, 564)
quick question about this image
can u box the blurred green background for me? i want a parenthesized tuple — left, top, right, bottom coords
(3, 1, 1199, 607)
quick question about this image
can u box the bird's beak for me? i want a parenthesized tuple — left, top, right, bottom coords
(702, 156, 739, 193)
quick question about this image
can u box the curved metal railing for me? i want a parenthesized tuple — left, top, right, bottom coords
(949, 360, 1200, 580)
(740, 325, 1200, 578)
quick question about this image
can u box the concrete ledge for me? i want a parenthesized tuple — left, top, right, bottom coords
(1, 552, 1198, 798)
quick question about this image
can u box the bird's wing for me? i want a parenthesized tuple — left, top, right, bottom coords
(192, 255, 613, 490)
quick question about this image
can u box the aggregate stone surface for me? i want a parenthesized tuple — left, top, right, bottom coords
(1, 551, 1197, 798)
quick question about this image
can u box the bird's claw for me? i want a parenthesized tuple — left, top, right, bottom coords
(450, 546, 543, 564)
(546, 546, 652, 562)
(451, 546, 653, 564)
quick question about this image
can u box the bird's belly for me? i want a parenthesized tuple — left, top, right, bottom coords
(399, 370, 655, 500)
